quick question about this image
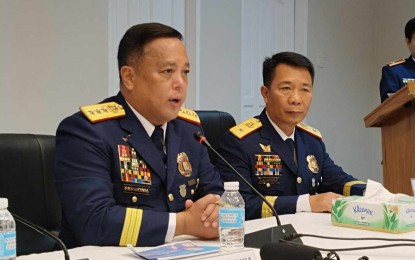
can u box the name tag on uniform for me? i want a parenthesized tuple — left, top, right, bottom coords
(123, 184, 150, 195)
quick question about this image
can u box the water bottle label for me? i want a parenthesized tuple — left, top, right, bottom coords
(219, 207, 244, 228)
(0, 231, 16, 258)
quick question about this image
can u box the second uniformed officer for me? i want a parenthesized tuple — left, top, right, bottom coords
(379, 17, 415, 102)
(55, 23, 223, 248)
(217, 52, 366, 220)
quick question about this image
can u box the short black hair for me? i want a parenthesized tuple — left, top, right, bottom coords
(117, 23, 183, 75)
(405, 17, 415, 41)
(262, 51, 315, 88)
(262, 52, 314, 88)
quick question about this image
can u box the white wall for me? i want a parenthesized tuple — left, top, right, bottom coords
(108, 0, 186, 96)
(192, 0, 300, 122)
(197, 0, 242, 120)
(240, 0, 297, 121)
(0, 0, 108, 135)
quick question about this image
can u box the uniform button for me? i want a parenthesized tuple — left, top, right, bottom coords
(266, 183, 271, 188)
(297, 177, 302, 184)
(168, 193, 174, 202)
(190, 189, 195, 195)
(131, 196, 137, 203)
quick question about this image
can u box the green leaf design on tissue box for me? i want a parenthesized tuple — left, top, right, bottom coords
(383, 204, 399, 230)
(332, 199, 348, 222)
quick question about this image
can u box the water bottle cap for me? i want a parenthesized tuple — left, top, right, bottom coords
(0, 198, 8, 209)
(224, 181, 239, 190)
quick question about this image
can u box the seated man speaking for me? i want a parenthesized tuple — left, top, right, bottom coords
(217, 52, 365, 220)
(55, 23, 223, 248)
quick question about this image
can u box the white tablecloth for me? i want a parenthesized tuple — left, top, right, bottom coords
(17, 212, 415, 260)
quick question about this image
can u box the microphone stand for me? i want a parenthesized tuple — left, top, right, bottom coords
(11, 213, 70, 260)
(194, 132, 302, 248)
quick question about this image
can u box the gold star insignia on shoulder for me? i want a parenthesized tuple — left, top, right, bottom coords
(259, 143, 271, 152)
(230, 118, 262, 139)
(177, 107, 201, 125)
(80, 102, 125, 123)
(297, 122, 322, 139)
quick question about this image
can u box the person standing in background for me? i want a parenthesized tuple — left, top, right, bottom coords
(380, 17, 415, 102)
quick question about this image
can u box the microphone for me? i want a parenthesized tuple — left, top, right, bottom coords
(260, 242, 323, 260)
(194, 131, 302, 248)
(11, 213, 70, 260)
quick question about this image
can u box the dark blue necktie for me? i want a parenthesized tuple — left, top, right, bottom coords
(285, 138, 295, 153)
(151, 127, 166, 164)
(285, 138, 297, 165)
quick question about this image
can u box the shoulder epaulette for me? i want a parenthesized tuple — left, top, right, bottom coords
(177, 107, 201, 125)
(387, 58, 405, 67)
(230, 118, 262, 139)
(80, 101, 125, 123)
(297, 122, 322, 139)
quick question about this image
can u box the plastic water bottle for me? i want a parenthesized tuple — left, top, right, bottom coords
(219, 181, 245, 250)
(0, 198, 16, 260)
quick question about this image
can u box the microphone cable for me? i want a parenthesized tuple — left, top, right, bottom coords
(281, 233, 415, 252)
(294, 233, 415, 243)
(11, 213, 70, 260)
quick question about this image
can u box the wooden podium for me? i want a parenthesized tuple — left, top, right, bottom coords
(364, 84, 415, 195)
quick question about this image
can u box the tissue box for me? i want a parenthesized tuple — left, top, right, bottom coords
(331, 196, 415, 233)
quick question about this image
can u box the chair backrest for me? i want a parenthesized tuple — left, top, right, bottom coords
(0, 134, 61, 255)
(195, 110, 236, 165)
